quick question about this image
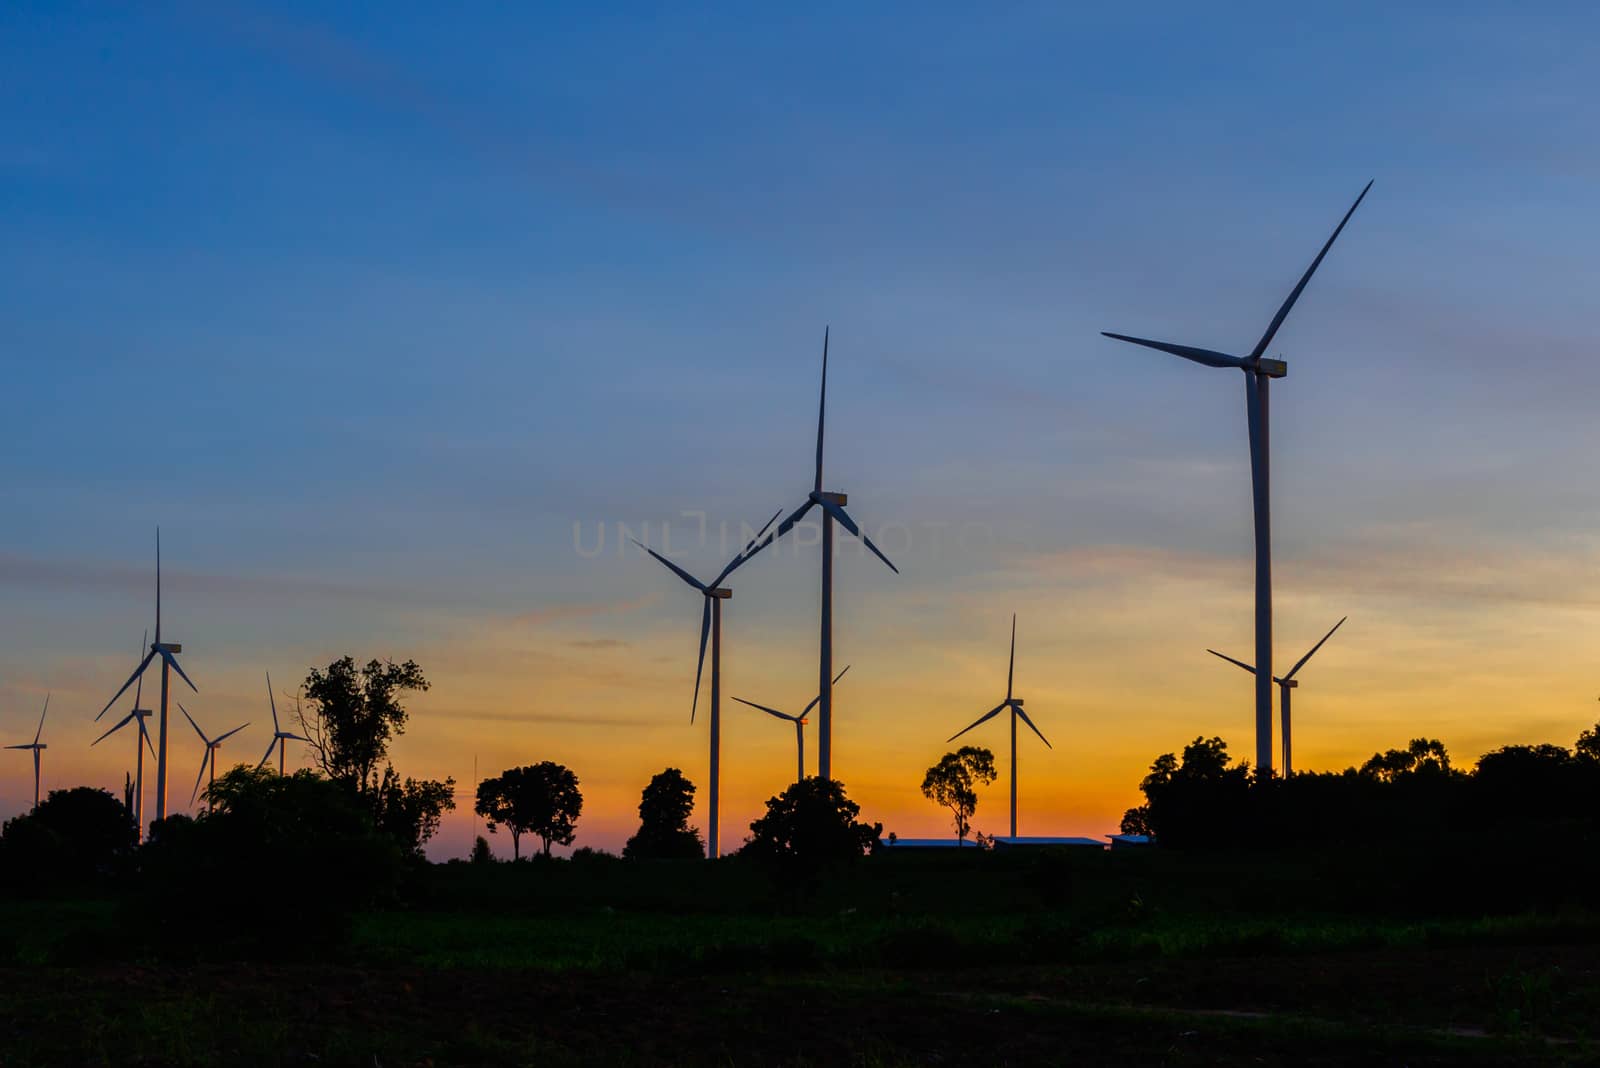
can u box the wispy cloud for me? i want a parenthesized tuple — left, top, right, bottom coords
(512, 592, 659, 627)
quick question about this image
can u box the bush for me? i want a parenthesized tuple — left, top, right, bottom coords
(133, 767, 403, 955)
(0, 786, 134, 894)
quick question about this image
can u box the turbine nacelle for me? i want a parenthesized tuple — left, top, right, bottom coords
(154, 641, 183, 654)
(1256, 357, 1288, 378)
(708, 587, 731, 600)
(811, 490, 848, 506)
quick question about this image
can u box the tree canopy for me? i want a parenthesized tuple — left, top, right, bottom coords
(921, 746, 997, 845)
(623, 767, 704, 860)
(294, 655, 453, 856)
(744, 777, 880, 866)
(475, 762, 583, 859)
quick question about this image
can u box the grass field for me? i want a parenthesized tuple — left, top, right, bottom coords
(1, 849, 1596, 1065)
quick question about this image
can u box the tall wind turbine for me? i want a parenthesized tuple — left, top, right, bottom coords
(732, 666, 850, 785)
(181, 703, 249, 809)
(92, 631, 158, 839)
(6, 696, 50, 810)
(97, 529, 199, 821)
(1209, 616, 1346, 777)
(256, 672, 308, 775)
(948, 615, 1051, 839)
(1102, 182, 1371, 776)
(757, 328, 899, 782)
(633, 510, 780, 860)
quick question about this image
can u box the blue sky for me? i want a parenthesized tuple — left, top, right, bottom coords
(3, 3, 1599, 852)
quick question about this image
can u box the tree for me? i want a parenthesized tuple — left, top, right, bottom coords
(470, 835, 494, 864)
(137, 767, 403, 950)
(742, 777, 881, 865)
(623, 767, 705, 859)
(1577, 720, 1600, 765)
(1120, 805, 1154, 836)
(294, 656, 453, 855)
(1135, 737, 1253, 848)
(475, 762, 583, 859)
(921, 747, 997, 846)
(0, 786, 135, 890)
(298, 656, 430, 791)
(1359, 737, 1453, 783)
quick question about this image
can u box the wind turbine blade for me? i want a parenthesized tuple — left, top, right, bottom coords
(191, 751, 211, 804)
(281, 732, 311, 743)
(691, 598, 710, 724)
(1101, 333, 1248, 370)
(1207, 648, 1258, 675)
(161, 649, 199, 693)
(814, 325, 828, 493)
(155, 527, 162, 645)
(34, 695, 48, 744)
(711, 507, 785, 587)
(948, 702, 1007, 743)
(179, 702, 209, 744)
(133, 629, 148, 710)
(820, 500, 899, 574)
(92, 713, 136, 746)
(1249, 180, 1373, 359)
(632, 539, 709, 593)
(800, 664, 853, 718)
(256, 738, 278, 770)
(215, 722, 251, 743)
(1007, 615, 1017, 702)
(1015, 703, 1053, 749)
(266, 672, 280, 733)
(141, 720, 157, 760)
(98, 651, 156, 721)
(731, 696, 795, 723)
(772, 498, 816, 541)
(1244, 369, 1262, 475)
(1283, 616, 1348, 681)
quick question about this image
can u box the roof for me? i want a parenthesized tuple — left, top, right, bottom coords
(1106, 833, 1152, 845)
(879, 838, 979, 848)
(989, 836, 1107, 849)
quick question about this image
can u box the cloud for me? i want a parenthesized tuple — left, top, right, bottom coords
(568, 638, 630, 650)
(0, 551, 418, 605)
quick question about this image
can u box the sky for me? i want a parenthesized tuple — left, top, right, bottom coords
(3, 2, 1600, 858)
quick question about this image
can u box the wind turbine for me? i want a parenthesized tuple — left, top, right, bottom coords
(92, 630, 158, 839)
(1102, 182, 1371, 777)
(256, 672, 308, 775)
(1209, 616, 1346, 777)
(180, 703, 249, 809)
(948, 615, 1051, 839)
(754, 328, 899, 782)
(6, 695, 50, 810)
(732, 666, 850, 785)
(633, 510, 780, 860)
(96, 529, 199, 821)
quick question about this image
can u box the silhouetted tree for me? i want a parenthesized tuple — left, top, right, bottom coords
(475, 762, 583, 859)
(0, 786, 134, 891)
(1119, 805, 1154, 836)
(921, 746, 997, 846)
(1576, 720, 1600, 765)
(1359, 737, 1454, 783)
(623, 767, 705, 859)
(742, 777, 881, 865)
(470, 835, 494, 864)
(294, 656, 453, 855)
(137, 766, 402, 950)
(1136, 737, 1253, 847)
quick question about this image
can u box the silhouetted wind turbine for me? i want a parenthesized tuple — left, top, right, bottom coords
(6, 696, 50, 810)
(92, 631, 158, 839)
(752, 328, 898, 782)
(97, 529, 199, 821)
(181, 703, 249, 809)
(732, 666, 850, 785)
(256, 673, 308, 774)
(1102, 182, 1371, 776)
(1209, 616, 1346, 777)
(633, 510, 780, 860)
(948, 615, 1051, 838)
